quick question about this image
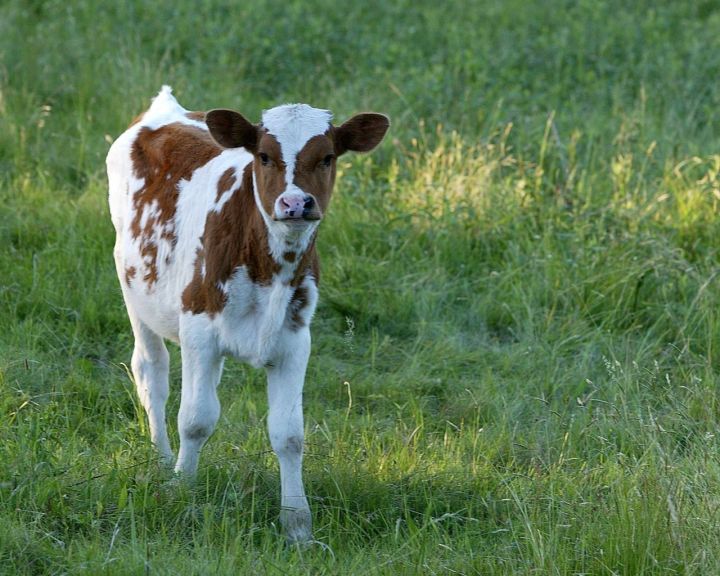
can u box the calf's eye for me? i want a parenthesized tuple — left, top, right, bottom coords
(259, 152, 270, 166)
(321, 154, 335, 168)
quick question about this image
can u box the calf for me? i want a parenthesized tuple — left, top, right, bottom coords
(106, 86, 389, 543)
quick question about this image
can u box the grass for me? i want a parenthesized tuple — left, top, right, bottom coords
(2, 0, 720, 573)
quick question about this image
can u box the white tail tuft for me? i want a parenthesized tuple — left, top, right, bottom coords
(150, 85, 177, 108)
(140, 85, 190, 127)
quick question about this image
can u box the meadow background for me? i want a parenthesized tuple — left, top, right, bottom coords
(2, 0, 720, 573)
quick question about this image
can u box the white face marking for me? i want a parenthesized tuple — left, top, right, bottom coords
(262, 104, 332, 206)
(261, 104, 332, 159)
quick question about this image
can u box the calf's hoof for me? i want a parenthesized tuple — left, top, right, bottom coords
(158, 451, 176, 469)
(280, 507, 312, 545)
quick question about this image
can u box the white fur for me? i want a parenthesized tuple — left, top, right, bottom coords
(143, 85, 208, 131)
(261, 104, 332, 159)
(107, 87, 320, 543)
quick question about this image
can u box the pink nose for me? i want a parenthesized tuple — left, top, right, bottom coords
(279, 194, 314, 218)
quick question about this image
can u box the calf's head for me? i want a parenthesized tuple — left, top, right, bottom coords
(206, 104, 389, 225)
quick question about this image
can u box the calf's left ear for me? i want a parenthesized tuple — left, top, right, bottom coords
(206, 109, 258, 151)
(335, 113, 390, 156)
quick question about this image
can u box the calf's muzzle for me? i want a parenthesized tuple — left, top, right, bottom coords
(276, 192, 320, 221)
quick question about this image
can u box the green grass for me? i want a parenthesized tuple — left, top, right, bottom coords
(3, 0, 720, 573)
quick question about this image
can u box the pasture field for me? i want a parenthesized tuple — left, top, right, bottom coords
(2, 0, 720, 573)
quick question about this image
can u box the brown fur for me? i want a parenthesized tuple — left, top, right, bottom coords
(181, 164, 271, 314)
(215, 167, 237, 202)
(253, 133, 286, 216)
(292, 133, 337, 218)
(288, 285, 309, 329)
(125, 266, 137, 285)
(333, 113, 390, 155)
(130, 123, 222, 288)
(290, 241, 320, 288)
(287, 249, 320, 330)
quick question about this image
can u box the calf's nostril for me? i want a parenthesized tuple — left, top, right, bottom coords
(278, 195, 313, 219)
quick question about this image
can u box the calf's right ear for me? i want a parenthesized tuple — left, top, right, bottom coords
(206, 109, 258, 151)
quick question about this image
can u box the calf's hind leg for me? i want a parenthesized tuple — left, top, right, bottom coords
(114, 242, 173, 464)
(128, 311, 174, 464)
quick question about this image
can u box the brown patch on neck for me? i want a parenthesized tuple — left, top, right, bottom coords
(287, 240, 321, 329)
(182, 164, 278, 315)
(130, 122, 221, 289)
(186, 111, 206, 122)
(181, 164, 322, 316)
(288, 258, 321, 331)
(290, 240, 319, 288)
(289, 285, 309, 330)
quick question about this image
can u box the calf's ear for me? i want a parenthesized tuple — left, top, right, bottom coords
(335, 113, 390, 155)
(206, 109, 258, 151)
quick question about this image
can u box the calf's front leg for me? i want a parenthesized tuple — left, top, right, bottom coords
(266, 329, 312, 544)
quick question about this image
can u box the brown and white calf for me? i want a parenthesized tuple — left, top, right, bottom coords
(106, 86, 389, 543)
